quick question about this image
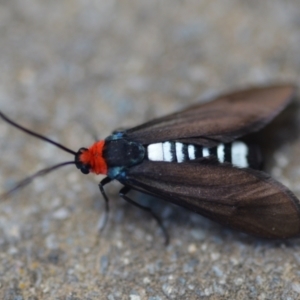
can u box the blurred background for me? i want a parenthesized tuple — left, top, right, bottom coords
(0, 1, 300, 299)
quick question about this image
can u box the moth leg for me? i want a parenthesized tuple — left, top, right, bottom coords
(98, 177, 112, 232)
(119, 186, 169, 245)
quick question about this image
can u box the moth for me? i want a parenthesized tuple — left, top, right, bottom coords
(1, 84, 299, 241)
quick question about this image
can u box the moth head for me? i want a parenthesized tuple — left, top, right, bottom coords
(75, 141, 107, 175)
(75, 147, 91, 174)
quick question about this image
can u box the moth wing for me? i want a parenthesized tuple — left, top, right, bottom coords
(125, 85, 295, 147)
(120, 159, 300, 238)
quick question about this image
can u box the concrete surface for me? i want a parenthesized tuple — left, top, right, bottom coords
(0, 0, 300, 299)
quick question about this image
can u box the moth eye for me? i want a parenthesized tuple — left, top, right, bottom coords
(80, 165, 90, 175)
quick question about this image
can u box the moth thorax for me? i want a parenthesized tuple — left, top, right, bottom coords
(103, 139, 145, 168)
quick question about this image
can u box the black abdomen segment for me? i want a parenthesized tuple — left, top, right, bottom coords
(146, 141, 261, 169)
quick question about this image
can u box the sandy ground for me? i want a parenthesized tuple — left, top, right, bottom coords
(0, 1, 300, 299)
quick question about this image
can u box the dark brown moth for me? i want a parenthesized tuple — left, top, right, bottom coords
(0, 84, 298, 240)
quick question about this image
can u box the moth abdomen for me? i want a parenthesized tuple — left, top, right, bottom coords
(146, 140, 262, 169)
